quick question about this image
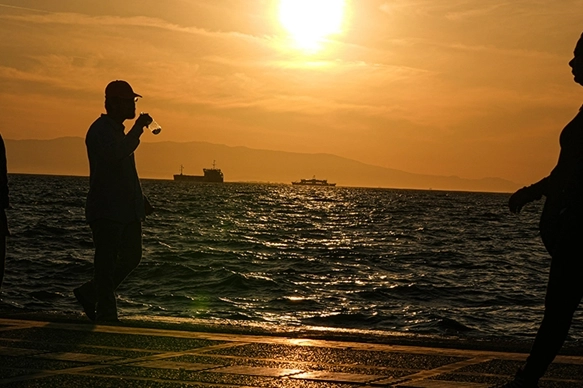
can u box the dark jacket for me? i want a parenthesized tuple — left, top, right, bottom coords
(85, 114, 145, 223)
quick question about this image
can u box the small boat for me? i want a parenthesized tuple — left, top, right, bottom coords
(173, 161, 224, 183)
(292, 176, 336, 186)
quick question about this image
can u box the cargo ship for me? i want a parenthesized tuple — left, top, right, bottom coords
(292, 176, 336, 187)
(173, 162, 224, 183)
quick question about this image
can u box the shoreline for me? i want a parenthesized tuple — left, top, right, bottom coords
(2, 309, 582, 357)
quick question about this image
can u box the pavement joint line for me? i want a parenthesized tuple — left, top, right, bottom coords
(0, 344, 45, 356)
(395, 381, 490, 387)
(372, 356, 494, 386)
(440, 370, 583, 386)
(190, 341, 252, 354)
(289, 370, 389, 384)
(70, 342, 252, 370)
(371, 357, 493, 385)
(130, 360, 224, 372)
(0, 363, 112, 386)
(176, 351, 424, 375)
(33, 351, 123, 363)
(0, 324, 37, 332)
(371, 376, 409, 386)
(211, 365, 306, 378)
(105, 342, 252, 366)
(70, 371, 260, 388)
(540, 376, 583, 384)
(0, 335, 249, 353)
(0, 336, 166, 354)
(109, 350, 219, 366)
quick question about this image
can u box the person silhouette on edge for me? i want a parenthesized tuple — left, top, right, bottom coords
(503, 33, 583, 388)
(74, 80, 153, 323)
(0, 134, 9, 291)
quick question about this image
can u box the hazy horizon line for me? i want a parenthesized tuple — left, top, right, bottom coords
(5, 171, 514, 194)
(3, 136, 520, 186)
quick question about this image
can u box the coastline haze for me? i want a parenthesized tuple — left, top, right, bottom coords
(4, 137, 519, 192)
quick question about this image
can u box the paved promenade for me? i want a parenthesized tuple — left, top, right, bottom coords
(0, 317, 582, 387)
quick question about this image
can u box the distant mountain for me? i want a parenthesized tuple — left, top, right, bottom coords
(5, 137, 519, 192)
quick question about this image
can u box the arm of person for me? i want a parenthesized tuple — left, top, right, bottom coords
(88, 114, 151, 164)
(508, 177, 549, 214)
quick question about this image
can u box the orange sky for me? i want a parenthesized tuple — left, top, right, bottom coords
(1, 0, 583, 185)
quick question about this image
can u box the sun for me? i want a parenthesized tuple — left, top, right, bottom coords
(279, 0, 346, 52)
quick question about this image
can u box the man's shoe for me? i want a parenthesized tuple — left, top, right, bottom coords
(73, 287, 96, 322)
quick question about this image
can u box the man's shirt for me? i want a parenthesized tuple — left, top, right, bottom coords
(85, 114, 145, 223)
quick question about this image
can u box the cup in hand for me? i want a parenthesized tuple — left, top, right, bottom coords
(148, 118, 162, 135)
(140, 112, 162, 135)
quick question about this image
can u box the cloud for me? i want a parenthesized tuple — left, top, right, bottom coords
(0, 3, 48, 13)
(0, 11, 262, 42)
(444, 3, 509, 21)
(378, 0, 582, 26)
(0, 65, 56, 84)
(389, 36, 561, 61)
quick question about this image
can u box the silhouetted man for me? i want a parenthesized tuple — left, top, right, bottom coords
(74, 80, 152, 322)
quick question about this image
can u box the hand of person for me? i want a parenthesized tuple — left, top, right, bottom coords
(143, 195, 154, 216)
(135, 113, 153, 129)
(509, 186, 536, 214)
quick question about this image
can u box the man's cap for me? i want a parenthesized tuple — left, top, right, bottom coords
(105, 80, 142, 99)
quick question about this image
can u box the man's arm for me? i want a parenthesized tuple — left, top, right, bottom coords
(88, 115, 150, 164)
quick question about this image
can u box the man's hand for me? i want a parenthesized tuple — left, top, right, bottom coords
(144, 195, 154, 216)
(509, 186, 535, 214)
(135, 113, 153, 129)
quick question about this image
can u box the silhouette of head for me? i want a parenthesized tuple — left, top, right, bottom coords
(104, 80, 141, 120)
(569, 33, 583, 86)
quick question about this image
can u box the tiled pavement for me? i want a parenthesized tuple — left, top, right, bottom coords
(0, 318, 582, 387)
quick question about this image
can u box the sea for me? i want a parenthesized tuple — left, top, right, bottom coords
(2, 174, 581, 343)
